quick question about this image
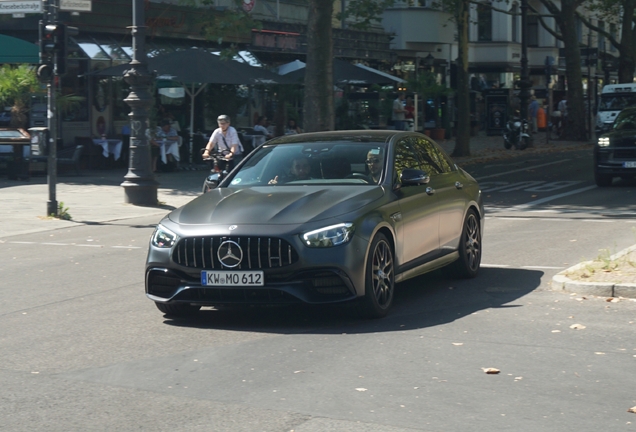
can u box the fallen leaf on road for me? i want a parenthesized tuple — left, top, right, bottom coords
(355, 388, 367, 392)
(628, 406, 636, 414)
(570, 324, 586, 330)
(452, 343, 463, 346)
(482, 368, 500, 374)
(552, 330, 561, 333)
(595, 352, 605, 355)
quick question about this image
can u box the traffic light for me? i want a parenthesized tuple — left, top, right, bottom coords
(57, 25, 79, 76)
(38, 20, 59, 82)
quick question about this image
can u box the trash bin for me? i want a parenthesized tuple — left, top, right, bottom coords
(1, 128, 32, 180)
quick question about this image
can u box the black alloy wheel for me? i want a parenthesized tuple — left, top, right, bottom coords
(449, 209, 481, 278)
(357, 233, 395, 318)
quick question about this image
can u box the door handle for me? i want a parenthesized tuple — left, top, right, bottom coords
(455, 181, 463, 189)
(426, 187, 435, 195)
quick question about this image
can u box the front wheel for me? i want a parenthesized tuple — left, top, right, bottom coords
(503, 138, 512, 149)
(518, 136, 529, 150)
(447, 210, 481, 278)
(594, 170, 613, 187)
(356, 233, 395, 319)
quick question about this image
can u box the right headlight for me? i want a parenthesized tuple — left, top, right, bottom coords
(151, 224, 178, 248)
(301, 223, 355, 248)
(598, 137, 610, 147)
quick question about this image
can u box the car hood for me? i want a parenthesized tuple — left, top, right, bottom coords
(606, 130, 636, 146)
(169, 186, 384, 225)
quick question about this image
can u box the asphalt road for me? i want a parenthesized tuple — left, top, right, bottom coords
(2, 147, 636, 431)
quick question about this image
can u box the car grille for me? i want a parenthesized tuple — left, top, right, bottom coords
(613, 149, 636, 159)
(172, 236, 299, 270)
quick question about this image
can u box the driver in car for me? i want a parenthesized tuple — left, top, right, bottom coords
(269, 156, 312, 184)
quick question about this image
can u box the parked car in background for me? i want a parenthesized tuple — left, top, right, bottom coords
(145, 130, 484, 319)
(594, 106, 636, 186)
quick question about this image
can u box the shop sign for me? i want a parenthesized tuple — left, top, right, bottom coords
(60, 0, 92, 12)
(0, 1, 41, 14)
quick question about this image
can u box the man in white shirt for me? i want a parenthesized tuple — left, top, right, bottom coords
(203, 115, 244, 170)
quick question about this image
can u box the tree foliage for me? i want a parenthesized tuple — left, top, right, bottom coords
(0, 64, 40, 128)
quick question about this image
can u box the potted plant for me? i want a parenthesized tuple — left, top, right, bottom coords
(407, 70, 450, 139)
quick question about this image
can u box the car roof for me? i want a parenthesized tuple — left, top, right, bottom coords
(265, 130, 408, 145)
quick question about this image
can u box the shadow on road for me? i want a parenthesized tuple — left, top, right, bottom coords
(163, 267, 543, 334)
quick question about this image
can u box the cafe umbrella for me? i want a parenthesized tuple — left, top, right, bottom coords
(87, 48, 294, 162)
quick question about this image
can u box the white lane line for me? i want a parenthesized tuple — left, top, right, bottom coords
(112, 246, 142, 249)
(77, 244, 103, 247)
(522, 265, 565, 270)
(8, 241, 36, 244)
(7, 241, 139, 249)
(482, 264, 565, 270)
(41, 242, 68, 246)
(510, 185, 598, 209)
(475, 159, 570, 181)
(580, 219, 616, 223)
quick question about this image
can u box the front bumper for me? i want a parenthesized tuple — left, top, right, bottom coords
(595, 148, 636, 176)
(145, 234, 370, 307)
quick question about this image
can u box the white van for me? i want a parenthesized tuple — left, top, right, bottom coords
(596, 83, 636, 132)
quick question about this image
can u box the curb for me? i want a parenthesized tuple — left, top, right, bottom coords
(551, 244, 636, 298)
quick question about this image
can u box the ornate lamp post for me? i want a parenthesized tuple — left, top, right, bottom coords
(121, 0, 158, 205)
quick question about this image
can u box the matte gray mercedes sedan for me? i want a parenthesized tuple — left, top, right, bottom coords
(146, 130, 484, 319)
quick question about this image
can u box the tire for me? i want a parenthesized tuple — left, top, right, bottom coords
(356, 233, 395, 319)
(155, 302, 201, 317)
(594, 170, 613, 187)
(518, 136, 529, 150)
(503, 138, 512, 149)
(448, 210, 481, 278)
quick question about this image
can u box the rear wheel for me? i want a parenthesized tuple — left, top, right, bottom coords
(594, 170, 613, 187)
(356, 233, 395, 319)
(448, 210, 481, 278)
(503, 138, 512, 149)
(155, 302, 201, 317)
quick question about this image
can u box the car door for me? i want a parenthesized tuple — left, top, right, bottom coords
(414, 137, 466, 255)
(392, 137, 440, 268)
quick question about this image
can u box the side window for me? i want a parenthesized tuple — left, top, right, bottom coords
(394, 138, 421, 181)
(412, 138, 441, 176)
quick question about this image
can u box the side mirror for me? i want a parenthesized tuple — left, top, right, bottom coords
(400, 168, 430, 186)
(204, 173, 221, 190)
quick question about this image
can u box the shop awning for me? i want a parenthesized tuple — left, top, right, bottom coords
(0, 34, 39, 64)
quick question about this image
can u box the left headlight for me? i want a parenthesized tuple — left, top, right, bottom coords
(598, 137, 610, 147)
(302, 223, 355, 248)
(151, 224, 178, 248)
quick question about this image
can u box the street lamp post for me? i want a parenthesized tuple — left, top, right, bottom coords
(517, 0, 531, 123)
(121, 0, 158, 205)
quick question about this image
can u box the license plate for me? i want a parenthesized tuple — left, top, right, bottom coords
(201, 270, 264, 286)
(623, 161, 636, 168)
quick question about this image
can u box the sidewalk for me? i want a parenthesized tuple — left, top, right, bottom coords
(1, 131, 632, 298)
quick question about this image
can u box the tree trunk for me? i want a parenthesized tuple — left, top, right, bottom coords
(557, 0, 586, 141)
(303, 0, 334, 132)
(618, 0, 635, 83)
(452, 0, 471, 157)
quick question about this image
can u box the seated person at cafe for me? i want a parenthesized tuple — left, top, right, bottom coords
(268, 155, 313, 184)
(254, 116, 273, 139)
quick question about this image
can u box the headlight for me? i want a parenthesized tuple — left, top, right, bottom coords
(598, 137, 610, 147)
(302, 223, 355, 248)
(514, 121, 521, 128)
(151, 224, 178, 248)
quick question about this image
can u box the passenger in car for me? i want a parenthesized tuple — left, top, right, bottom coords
(366, 149, 384, 183)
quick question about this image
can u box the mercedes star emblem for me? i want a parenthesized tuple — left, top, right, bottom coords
(217, 240, 243, 268)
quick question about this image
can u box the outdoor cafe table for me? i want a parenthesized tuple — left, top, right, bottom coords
(160, 139, 180, 165)
(92, 138, 123, 161)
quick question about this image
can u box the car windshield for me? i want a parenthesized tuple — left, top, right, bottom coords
(226, 140, 388, 187)
(612, 110, 636, 131)
(598, 94, 636, 112)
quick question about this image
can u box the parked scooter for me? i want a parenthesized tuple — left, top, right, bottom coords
(503, 115, 530, 150)
(201, 148, 232, 193)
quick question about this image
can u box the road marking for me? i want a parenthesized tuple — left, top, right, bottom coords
(112, 245, 142, 249)
(41, 242, 68, 246)
(510, 185, 597, 209)
(475, 159, 570, 181)
(6, 241, 142, 250)
(482, 264, 565, 270)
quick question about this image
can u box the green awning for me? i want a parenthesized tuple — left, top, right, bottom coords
(0, 34, 39, 64)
